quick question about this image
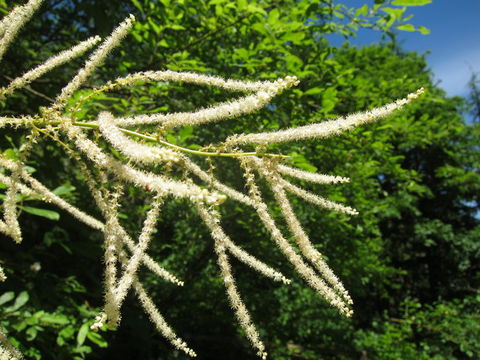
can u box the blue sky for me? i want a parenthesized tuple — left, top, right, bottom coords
(330, 0, 480, 98)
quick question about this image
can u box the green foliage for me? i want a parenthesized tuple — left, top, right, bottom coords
(355, 296, 480, 359)
(0, 289, 108, 359)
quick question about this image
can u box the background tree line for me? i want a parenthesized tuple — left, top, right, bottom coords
(0, 0, 479, 359)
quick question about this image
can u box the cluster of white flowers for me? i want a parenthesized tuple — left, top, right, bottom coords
(98, 112, 181, 164)
(225, 88, 424, 146)
(0, 267, 5, 282)
(241, 158, 354, 316)
(0, 36, 101, 99)
(0, 345, 19, 360)
(109, 72, 299, 129)
(276, 163, 350, 184)
(0, 330, 21, 360)
(196, 203, 268, 359)
(0, 0, 43, 63)
(0, 1, 424, 358)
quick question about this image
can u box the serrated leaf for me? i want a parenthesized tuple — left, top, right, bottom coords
(21, 206, 60, 221)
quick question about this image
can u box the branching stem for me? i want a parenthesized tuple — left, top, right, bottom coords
(30, 119, 288, 159)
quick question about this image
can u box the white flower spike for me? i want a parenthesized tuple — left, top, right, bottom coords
(0, 2, 425, 358)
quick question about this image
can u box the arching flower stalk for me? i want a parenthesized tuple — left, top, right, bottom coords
(0, 1, 424, 358)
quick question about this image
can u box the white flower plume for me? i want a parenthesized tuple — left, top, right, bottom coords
(225, 88, 424, 146)
(0, 3, 425, 358)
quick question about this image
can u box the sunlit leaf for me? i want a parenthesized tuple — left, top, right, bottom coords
(21, 206, 60, 221)
(4, 291, 29, 312)
(77, 323, 89, 346)
(396, 24, 416, 32)
(392, 0, 432, 6)
(0, 291, 15, 306)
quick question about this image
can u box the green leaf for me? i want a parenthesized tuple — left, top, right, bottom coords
(0, 291, 15, 306)
(57, 326, 76, 346)
(26, 326, 38, 341)
(147, 18, 161, 34)
(322, 87, 338, 113)
(355, 4, 369, 17)
(3, 148, 18, 160)
(26, 311, 42, 325)
(4, 291, 29, 312)
(281, 32, 305, 44)
(237, 0, 247, 11)
(158, 39, 169, 48)
(289, 153, 318, 172)
(132, 32, 143, 42)
(418, 25, 430, 34)
(130, 0, 144, 14)
(392, 0, 432, 6)
(246, 4, 267, 15)
(52, 184, 75, 196)
(382, 7, 405, 19)
(303, 88, 323, 96)
(21, 206, 60, 221)
(169, 24, 185, 30)
(396, 24, 416, 32)
(267, 8, 280, 25)
(39, 313, 70, 325)
(87, 331, 108, 347)
(77, 323, 89, 346)
(73, 345, 92, 355)
(178, 126, 194, 143)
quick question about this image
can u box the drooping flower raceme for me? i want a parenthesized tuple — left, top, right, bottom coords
(0, 1, 425, 358)
(225, 88, 424, 146)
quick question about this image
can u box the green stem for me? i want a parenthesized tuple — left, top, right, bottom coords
(31, 119, 288, 159)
